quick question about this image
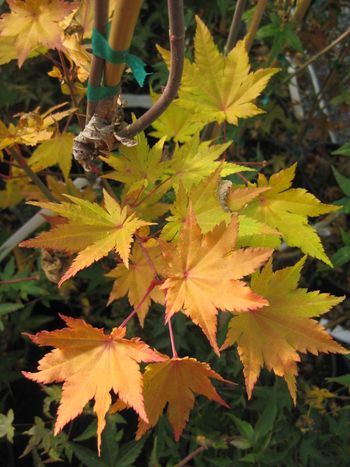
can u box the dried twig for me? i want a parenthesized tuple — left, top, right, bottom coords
(245, 0, 268, 53)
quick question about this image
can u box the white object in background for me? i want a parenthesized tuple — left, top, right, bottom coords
(320, 318, 350, 346)
(0, 177, 88, 263)
(286, 55, 305, 121)
(121, 94, 152, 109)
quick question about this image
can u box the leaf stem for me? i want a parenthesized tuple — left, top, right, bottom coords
(119, 280, 157, 328)
(167, 317, 178, 358)
(117, 0, 184, 138)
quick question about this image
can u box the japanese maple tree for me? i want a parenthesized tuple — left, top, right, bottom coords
(0, 0, 347, 455)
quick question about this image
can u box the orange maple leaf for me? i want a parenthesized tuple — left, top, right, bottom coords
(159, 208, 272, 354)
(221, 258, 347, 401)
(136, 357, 231, 440)
(107, 242, 164, 326)
(0, 0, 78, 67)
(23, 314, 166, 453)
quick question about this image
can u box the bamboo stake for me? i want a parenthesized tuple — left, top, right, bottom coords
(245, 0, 268, 53)
(104, 0, 143, 86)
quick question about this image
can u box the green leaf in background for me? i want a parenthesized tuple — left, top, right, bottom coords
(332, 167, 350, 197)
(332, 143, 350, 157)
(331, 246, 350, 267)
(0, 409, 14, 443)
(327, 374, 350, 387)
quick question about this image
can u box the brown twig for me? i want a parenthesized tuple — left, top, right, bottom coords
(117, 0, 184, 138)
(292, 0, 312, 24)
(0, 275, 40, 285)
(245, 0, 268, 53)
(176, 446, 208, 467)
(58, 50, 84, 129)
(224, 0, 246, 54)
(285, 27, 350, 83)
(86, 0, 109, 121)
(9, 147, 58, 202)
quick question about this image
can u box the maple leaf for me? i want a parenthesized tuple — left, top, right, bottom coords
(101, 131, 169, 195)
(161, 169, 231, 240)
(136, 357, 230, 440)
(29, 132, 74, 180)
(149, 90, 206, 143)
(0, 103, 75, 150)
(20, 190, 150, 286)
(22, 314, 165, 453)
(168, 133, 252, 192)
(159, 208, 272, 353)
(241, 164, 338, 265)
(0, 0, 78, 67)
(27, 175, 97, 204)
(107, 242, 164, 326)
(221, 257, 347, 401)
(158, 16, 279, 126)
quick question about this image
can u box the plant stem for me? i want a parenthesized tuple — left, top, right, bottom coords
(117, 0, 184, 138)
(245, 0, 268, 53)
(176, 446, 208, 467)
(86, 0, 109, 121)
(285, 27, 350, 82)
(9, 148, 58, 202)
(224, 0, 246, 54)
(58, 50, 84, 129)
(0, 275, 40, 285)
(119, 280, 157, 328)
(168, 318, 178, 358)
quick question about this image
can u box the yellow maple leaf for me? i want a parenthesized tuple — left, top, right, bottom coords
(149, 90, 206, 143)
(23, 314, 166, 453)
(167, 133, 252, 192)
(221, 257, 347, 401)
(20, 190, 150, 286)
(0, 0, 78, 67)
(241, 164, 338, 265)
(136, 357, 230, 441)
(158, 16, 279, 126)
(29, 132, 74, 180)
(160, 208, 272, 353)
(0, 104, 75, 150)
(101, 131, 169, 195)
(107, 242, 164, 326)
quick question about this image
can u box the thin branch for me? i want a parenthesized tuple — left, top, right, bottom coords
(245, 0, 268, 53)
(117, 0, 184, 138)
(176, 446, 208, 467)
(86, 0, 109, 121)
(58, 50, 84, 129)
(9, 148, 58, 202)
(224, 0, 246, 54)
(0, 275, 40, 285)
(285, 27, 350, 82)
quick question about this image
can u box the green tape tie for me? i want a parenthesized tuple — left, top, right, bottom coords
(87, 83, 121, 102)
(92, 27, 149, 87)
